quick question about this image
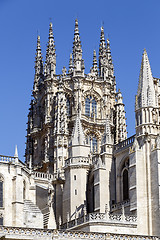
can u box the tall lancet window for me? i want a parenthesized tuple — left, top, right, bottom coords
(66, 97, 71, 116)
(85, 96, 97, 118)
(123, 169, 129, 200)
(92, 98, 97, 118)
(121, 159, 129, 201)
(85, 97, 90, 116)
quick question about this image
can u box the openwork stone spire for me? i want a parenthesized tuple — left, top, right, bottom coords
(34, 35, 43, 92)
(72, 19, 84, 74)
(99, 26, 107, 78)
(99, 27, 114, 79)
(35, 36, 43, 75)
(45, 22, 56, 78)
(99, 26, 106, 58)
(106, 38, 114, 76)
(136, 49, 156, 109)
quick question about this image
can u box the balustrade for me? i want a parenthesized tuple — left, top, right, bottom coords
(114, 135, 135, 152)
(60, 211, 137, 231)
(0, 226, 158, 240)
(0, 155, 16, 163)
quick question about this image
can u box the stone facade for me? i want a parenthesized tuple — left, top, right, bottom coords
(0, 19, 159, 239)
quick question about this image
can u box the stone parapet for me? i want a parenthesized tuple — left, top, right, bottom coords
(60, 212, 137, 230)
(0, 226, 159, 240)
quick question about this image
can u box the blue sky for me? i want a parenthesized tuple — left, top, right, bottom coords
(0, 0, 160, 161)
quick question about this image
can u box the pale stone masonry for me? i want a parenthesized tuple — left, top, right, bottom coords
(0, 19, 159, 239)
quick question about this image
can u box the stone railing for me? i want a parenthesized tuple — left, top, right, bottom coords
(60, 212, 137, 230)
(33, 171, 53, 180)
(114, 135, 135, 152)
(0, 155, 16, 163)
(0, 226, 159, 240)
(65, 157, 90, 166)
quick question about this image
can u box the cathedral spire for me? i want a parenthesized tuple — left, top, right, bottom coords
(106, 38, 114, 74)
(99, 26, 107, 78)
(136, 49, 156, 109)
(106, 39, 111, 61)
(33, 35, 43, 92)
(99, 26, 106, 56)
(72, 19, 84, 75)
(35, 36, 43, 75)
(45, 22, 56, 78)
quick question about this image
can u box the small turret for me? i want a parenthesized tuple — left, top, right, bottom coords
(45, 23, 56, 78)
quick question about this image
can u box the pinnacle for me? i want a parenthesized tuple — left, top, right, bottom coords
(136, 49, 156, 108)
(45, 22, 56, 76)
(36, 35, 42, 58)
(99, 26, 106, 55)
(49, 22, 54, 38)
(71, 115, 85, 146)
(37, 35, 41, 50)
(47, 22, 55, 50)
(72, 18, 83, 70)
(93, 50, 97, 63)
(73, 18, 81, 45)
(106, 38, 110, 52)
(35, 35, 43, 77)
(91, 49, 98, 74)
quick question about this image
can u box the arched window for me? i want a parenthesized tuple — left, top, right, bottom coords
(121, 159, 129, 201)
(85, 97, 90, 116)
(0, 176, 3, 208)
(66, 97, 71, 116)
(123, 169, 129, 200)
(85, 96, 97, 118)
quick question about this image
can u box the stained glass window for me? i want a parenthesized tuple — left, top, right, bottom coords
(92, 98, 97, 117)
(85, 97, 90, 116)
(66, 98, 71, 116)
(85, 96, 97, 118)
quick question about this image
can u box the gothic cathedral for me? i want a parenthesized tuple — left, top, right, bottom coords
(0, 19, 159, 239)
